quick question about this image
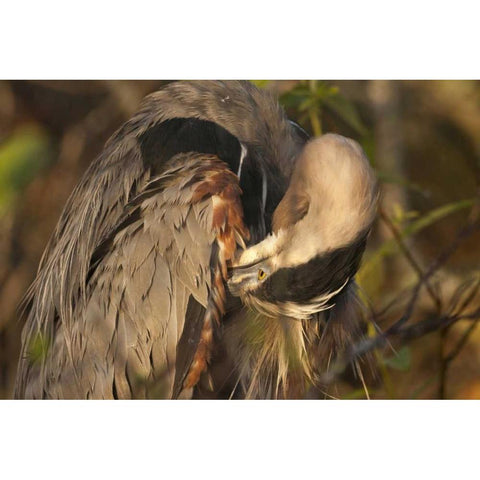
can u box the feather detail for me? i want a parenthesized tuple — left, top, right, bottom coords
(183, 157, 250, 390)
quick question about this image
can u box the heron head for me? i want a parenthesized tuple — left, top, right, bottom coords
(228, 133, 378, 319)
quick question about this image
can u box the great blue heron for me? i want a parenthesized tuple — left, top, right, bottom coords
(14, 81, 377, 399)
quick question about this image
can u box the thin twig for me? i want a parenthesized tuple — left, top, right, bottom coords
(379, 207, 442, 312)
(445, 319, 480, 364)
(438, 276, 480, 398)
(318, 217, 480, 386)
(438, 326, 450, 399)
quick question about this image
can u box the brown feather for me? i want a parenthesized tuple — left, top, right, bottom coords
(183, 157, 249, 390)
(272, 192, 310, 232)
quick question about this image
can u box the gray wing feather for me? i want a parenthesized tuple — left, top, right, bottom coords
(15, 152, 224, 399)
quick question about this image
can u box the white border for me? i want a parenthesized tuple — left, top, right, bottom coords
(1, 400, 478, 479)
(2, 1, 479, 78)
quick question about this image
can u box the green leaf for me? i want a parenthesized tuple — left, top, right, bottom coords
(401, 199, 475, 235)
(27, 332, 51, 365)
(298, 97, 317, 112)
(279, 90, 310, 109)
(376, 171, 431, 197)
(251, 80, 270, 89)
(322, 94, 368, 136)
(382, 346, 411, 371)
(341, 388, 370, 399)
(283, 86, 311, 97)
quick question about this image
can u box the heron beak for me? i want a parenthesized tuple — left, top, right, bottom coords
(227, 262, 263, 297)
(231, 230, 284, 269)
(227, 277, 242, 296)
(226, 269, 246, 296)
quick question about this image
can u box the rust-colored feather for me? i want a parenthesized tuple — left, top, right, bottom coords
(183, 157, 249, 390)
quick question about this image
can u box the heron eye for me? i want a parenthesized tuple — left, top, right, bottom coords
(258, 269, 267, 281)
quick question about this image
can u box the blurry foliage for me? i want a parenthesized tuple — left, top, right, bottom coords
(279, 80, 368, 137)
(270, 80, 480, 399)
(376, 171, 430, 198)
(382, 346, 411, 372)
(357, 198, 475, 297)
(0, 125, 53, 215)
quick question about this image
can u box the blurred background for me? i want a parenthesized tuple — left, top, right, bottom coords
(0, 80, 479, 399)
